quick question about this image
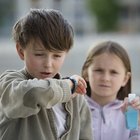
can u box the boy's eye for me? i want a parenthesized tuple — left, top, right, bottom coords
(53, 54, 61, 58)
(35, 53, 44, 56)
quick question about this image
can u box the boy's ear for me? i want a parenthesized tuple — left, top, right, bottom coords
(16, 43, 24, 60)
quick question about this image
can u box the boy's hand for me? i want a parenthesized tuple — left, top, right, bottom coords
(63, 75, 87, 98)
(70, 75, 87, 95)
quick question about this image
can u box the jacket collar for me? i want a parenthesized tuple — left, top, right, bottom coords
(21, 67, 61, 80)
(85, 95, 123, 110)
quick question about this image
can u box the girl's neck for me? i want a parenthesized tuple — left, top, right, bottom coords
(91, 94, 116, 106)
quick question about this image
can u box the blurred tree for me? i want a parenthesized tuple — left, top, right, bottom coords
(86, 0, 120, 32)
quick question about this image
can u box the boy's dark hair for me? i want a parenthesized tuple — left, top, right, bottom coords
(82, 41, 131, 100)
(12, 9, 74, 51)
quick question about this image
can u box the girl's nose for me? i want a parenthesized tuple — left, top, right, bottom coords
(102, 72, 110, 81)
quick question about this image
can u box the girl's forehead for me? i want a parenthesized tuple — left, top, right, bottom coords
(93, 52, 119, 60)
(92, 53, 124, 66)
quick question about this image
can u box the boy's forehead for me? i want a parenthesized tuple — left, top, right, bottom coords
(30, 39, 45, 50)
(29, 38, 68, 53)
(29, 39, 66, 53)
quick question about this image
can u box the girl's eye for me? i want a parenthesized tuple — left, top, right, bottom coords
(111, 70, 118, 74)
(94, 69, 103, 72)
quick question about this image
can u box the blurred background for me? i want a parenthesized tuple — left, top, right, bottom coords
(0, 0, 139, 94)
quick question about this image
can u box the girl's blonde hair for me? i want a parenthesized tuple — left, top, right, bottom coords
(81, 41, 131, 100)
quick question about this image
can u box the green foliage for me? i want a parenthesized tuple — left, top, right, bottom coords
(87, 0, 120, 32)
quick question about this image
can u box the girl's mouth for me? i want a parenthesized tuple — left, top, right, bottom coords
(99, 84, 110, 88)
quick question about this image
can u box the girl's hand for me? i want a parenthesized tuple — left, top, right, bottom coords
(130, 96, 140, 110)
(121, 96, 140, 112)
(121, 97, 128, 112)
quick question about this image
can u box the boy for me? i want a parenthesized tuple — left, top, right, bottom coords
(0, 9, 93, 140)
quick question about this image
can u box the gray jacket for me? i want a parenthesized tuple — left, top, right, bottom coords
(0, 69, 93, 140)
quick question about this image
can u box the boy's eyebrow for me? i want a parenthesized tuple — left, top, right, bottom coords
(33, 47, 65, 53)
(32, 47, 45, 51)
(33, 47, 44, 50)
(32, 44, 46, 51)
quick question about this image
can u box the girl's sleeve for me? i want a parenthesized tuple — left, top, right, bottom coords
(0, 70, 71, 119)
(129, 128, 140, 140)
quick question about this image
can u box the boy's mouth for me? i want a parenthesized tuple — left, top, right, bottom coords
(40, 72, 52, 78)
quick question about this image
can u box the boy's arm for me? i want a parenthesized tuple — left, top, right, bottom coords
(0, 70, 72, 119)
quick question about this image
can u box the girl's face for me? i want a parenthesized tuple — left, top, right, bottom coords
(87, 53, 130, 105)
(16, 40, 67, 79)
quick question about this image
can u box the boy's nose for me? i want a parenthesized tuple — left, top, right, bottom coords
(44, 58, 52, 67)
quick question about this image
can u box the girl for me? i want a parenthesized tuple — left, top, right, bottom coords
(81, 41, 140, 140)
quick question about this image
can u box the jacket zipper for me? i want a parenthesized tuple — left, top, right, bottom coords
(48, 109, 58, 139)
(100, 107, 106, 124)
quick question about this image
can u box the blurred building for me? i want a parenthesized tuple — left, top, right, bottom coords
(119, 0, 140, 33)
(15, 0, 95, 35)
(0, 0, 140, 36)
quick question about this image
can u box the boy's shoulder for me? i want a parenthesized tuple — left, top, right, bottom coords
(0, 69, 26, 79)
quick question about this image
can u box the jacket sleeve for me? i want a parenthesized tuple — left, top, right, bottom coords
(0, 70, 71, 119)
(79, 96, 93, 140)
(129, 128, 140, 140)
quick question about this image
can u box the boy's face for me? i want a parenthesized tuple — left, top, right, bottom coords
(16, 40, 67, 79)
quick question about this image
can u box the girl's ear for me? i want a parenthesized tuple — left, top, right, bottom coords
(83, 71, 89, 81)
(16, 43, 24, 60)
(122, 72, 131, 87)
(85, 75, 89, 82)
